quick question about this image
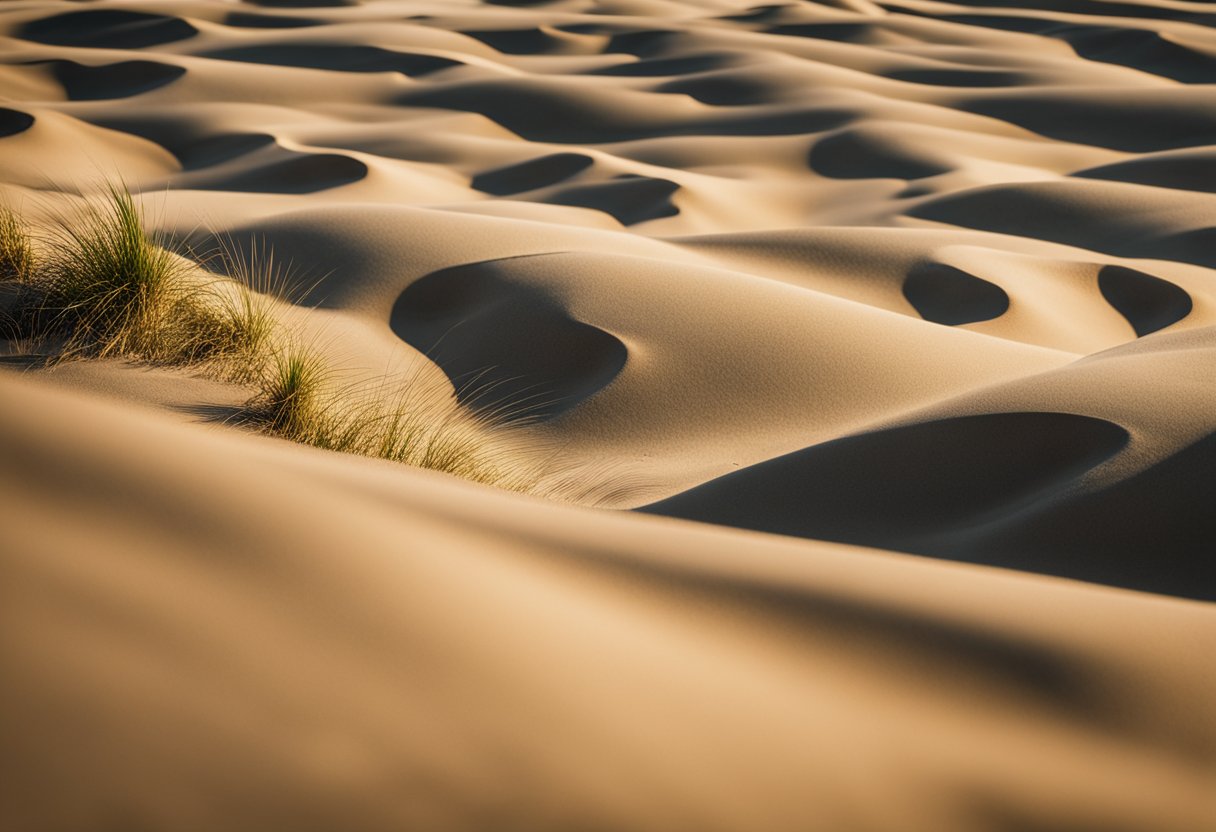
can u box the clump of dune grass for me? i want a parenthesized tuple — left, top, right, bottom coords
(243, 346, 536, 487)
(31, 184, 201, 362)
(0, 206, 39, 341)
(243, 344, 328, 442)
(0, 207, 36, 283)
(2, 186, 284, 379)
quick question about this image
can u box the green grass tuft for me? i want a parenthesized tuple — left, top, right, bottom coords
(245, 345, 328, 442)
(0, 207, 36, 284)
(243, 349, 534, 487)
(2, 186, 287, 379)
(35, 185, 199, 361)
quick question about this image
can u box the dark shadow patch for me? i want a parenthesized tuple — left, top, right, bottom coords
(391, 262, 627, 419)
(1074, 149, 1216, 194)
(203, 45, 462, 77)
(717, 5, 795, 24)
(767, 22, 881, 42)
(201, 152, 368, 194)
(907, 183, 1216, 269)
(646, 412, 1134, 581)
(959, 93, 1216, 152)
(546, 175, 680, 226)
(916, 0, 1216, 25)
(886, 68, 1028, 88)
(1063, 24, 1216, 84)
(658, 71, 784, 105)
(398, 80, 855, 143)
(17, 9, 198, 48)
(176, 133, 277, 170)
(809, 129, 950, 180)
(244, 0, 352, 7)
(1097, 265, 1191, 337)
(472, 152, 593, 196)
(224, 11, 322, 28)
(939, 11, 1216, 83)
(42, 60, 185, 101)
(0, 108, 35, 139)
(958, 429, 1216, 601)
(903, 262, 1010, 326)
(460, 28, 562, 55)
(604, 29, 687, 60)
(587, 54, 740, 77)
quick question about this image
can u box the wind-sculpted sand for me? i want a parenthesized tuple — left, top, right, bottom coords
(1, 1, 1214, 830)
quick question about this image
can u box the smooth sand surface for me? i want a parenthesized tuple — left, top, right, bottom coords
(2, 0, 1215, 829)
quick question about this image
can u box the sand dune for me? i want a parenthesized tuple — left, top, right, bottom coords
(2, 0, 1215, 829)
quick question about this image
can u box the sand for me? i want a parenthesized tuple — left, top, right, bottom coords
(1, 0, 1214, 829)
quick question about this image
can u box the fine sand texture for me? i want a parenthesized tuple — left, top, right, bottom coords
(2, 0, 1215, 830)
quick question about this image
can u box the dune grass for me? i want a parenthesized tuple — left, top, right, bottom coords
(3, 186, 280, 378)
(0, 207, 35, 284)
(244, 344, 328, 442)
(0, 185, 540, 490)
(36, 184, 196, 361)
(242, 344, 532, 487)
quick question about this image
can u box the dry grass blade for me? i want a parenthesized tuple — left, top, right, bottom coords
(245, 344, 329, 442)
(242, 349, 539, 488)
(0, 206, 35, 284)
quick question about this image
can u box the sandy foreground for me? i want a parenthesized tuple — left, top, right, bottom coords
(1, 0, 1215, 829)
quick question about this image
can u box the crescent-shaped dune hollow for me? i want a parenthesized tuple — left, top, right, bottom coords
(1, 0, 1214, 830)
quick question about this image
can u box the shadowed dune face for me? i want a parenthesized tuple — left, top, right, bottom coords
(1097, 266, 1192, 337)
(903, 263, 1011, 326)
(0, 108, 34, 138)
(472, 152, 595, 195)
(224, 11, 322, 29)
(956, 90, 1216, 153)
(42, 60, 187, 102)
(245, 0, 354, 7)
(190, 150, 369, 194)
(392, 263, 628, 419)
(908, 182, 1216, 269)
(17, 10, 199, 48)
(202, 45, 463, 77)
(1075, 148, 1216, 194)
(546, 175, 680, 225)
(647, 412, 1129, 538)
(809, 128, 953, 180)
